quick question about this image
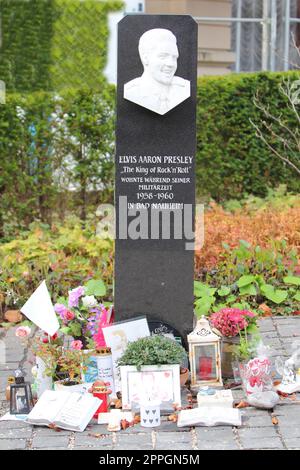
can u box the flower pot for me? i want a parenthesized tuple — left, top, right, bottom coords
(35, 357, 53, 398)
(221, 336, 241, 379)
(54, 380, 88, 393)
(180, 367, 189, 387)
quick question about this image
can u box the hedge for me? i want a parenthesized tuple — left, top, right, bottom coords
(197, 71, 300, 201)
(0, 0, 123, 92)
(0, 85, 116, 239)
(0, 71, 299, 237)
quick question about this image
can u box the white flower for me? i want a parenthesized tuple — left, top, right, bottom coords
(82, 295, 98, 308)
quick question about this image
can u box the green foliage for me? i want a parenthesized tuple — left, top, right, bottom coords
(0, 0, 123, 92)
(233, 334, 261, 362)
(0, 86, 115, 237)
(195, 240, 300, 317)
(197, 72, 300, 201)
(0, 217, 114, 313)
(117, 335, 187, 370)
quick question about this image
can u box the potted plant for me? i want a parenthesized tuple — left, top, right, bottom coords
(54, 344, 93, 391)
(117, 335, 188, 409)
(16, 326, 63, 397)
(210, 307, 258, 379)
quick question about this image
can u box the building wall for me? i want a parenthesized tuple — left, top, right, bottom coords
(145, 0, 235, 75)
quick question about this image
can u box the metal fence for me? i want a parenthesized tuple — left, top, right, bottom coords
(195, 0, 300, 73)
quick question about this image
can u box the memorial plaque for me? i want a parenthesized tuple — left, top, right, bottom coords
(115, 15, 197, 340)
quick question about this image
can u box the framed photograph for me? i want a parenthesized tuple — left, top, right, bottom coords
(120, 364, 181, 411)
(102, 316, 150, 393)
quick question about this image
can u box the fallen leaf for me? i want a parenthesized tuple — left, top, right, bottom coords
(133, 415, 141, 424)
(88, 433, 105, 439)
(121, 419, 130, 430)
(277, 390, 289, 398)
(47, 423, 62, 432)
(168, 413, 178, 422)
(258, 303, 272, 317)
(235, 400, 250, 408)
(272, 416, 279, 425)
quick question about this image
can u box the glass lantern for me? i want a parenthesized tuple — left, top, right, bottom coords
(188, 316, 223, 390)
(10, 370, 34, 415)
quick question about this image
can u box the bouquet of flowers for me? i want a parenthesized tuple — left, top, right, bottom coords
(210, 307, 256, 338)
(54, 279, 114, 350)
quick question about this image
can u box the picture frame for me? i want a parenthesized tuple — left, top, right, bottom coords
(120, 364, 181, 411)
(102, 316, 150, 393)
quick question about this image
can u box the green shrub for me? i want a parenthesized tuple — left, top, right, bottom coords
(117, 335, 187, 370)
(0, 217, 114, 316)
(197, 71, 300, 201)
(0, 0, 123, 92)
(1, 71, 300, 235)
(0, 86, 116, 237)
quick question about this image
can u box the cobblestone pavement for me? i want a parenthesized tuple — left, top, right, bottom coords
(0, 317, 299, 450)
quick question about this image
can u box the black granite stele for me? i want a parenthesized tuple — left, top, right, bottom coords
(115, 15, 197, 341)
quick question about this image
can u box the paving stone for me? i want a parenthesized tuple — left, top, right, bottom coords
(120, 424, 153, 434)
(239, 426, 278, 439)
(258, 320, 276, 332)
(156, 419, 189, 432)
(74, 433, 113, 449)
(0, 438, 27, 450)
(155, 431, 192, 450)
(195, 427, 238, 450)
(262, 337, 283, 348)
(34, 426, 72, 437)
(0, 421, 31, 430)
(80, 423, 110, 435)
(276, 324, 300, 338)
(275, 405, 300, 425)
(242, 414, 274, 427)
(0, 426, 32, 439)
(284, 439, 300, 449)
(240, 436, 284, 450)
(115, 433, 153, 450)
(32, 435, 70, 449)
(238, 426, 284, 449)
(278, 424, 300, 441)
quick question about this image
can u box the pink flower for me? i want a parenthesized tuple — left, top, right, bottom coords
(68, 286, 85, 308)
(71, 340, 83, 350)
(55, 303, 68, 317)
(55, 304, 75, 323)
(15, 326, 31, 338)
(64, 310, 75, 322)
(243, 310, 255, 318)
(210, 308, 252, 337)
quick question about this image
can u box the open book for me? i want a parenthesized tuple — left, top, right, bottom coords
(26, 390, 101, 432)
(177, 407, 241, 427)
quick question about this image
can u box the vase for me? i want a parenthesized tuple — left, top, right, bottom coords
(35, 356, 53, 398)
(239, 357, 273, 396)
(221, 336, 241, 379)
